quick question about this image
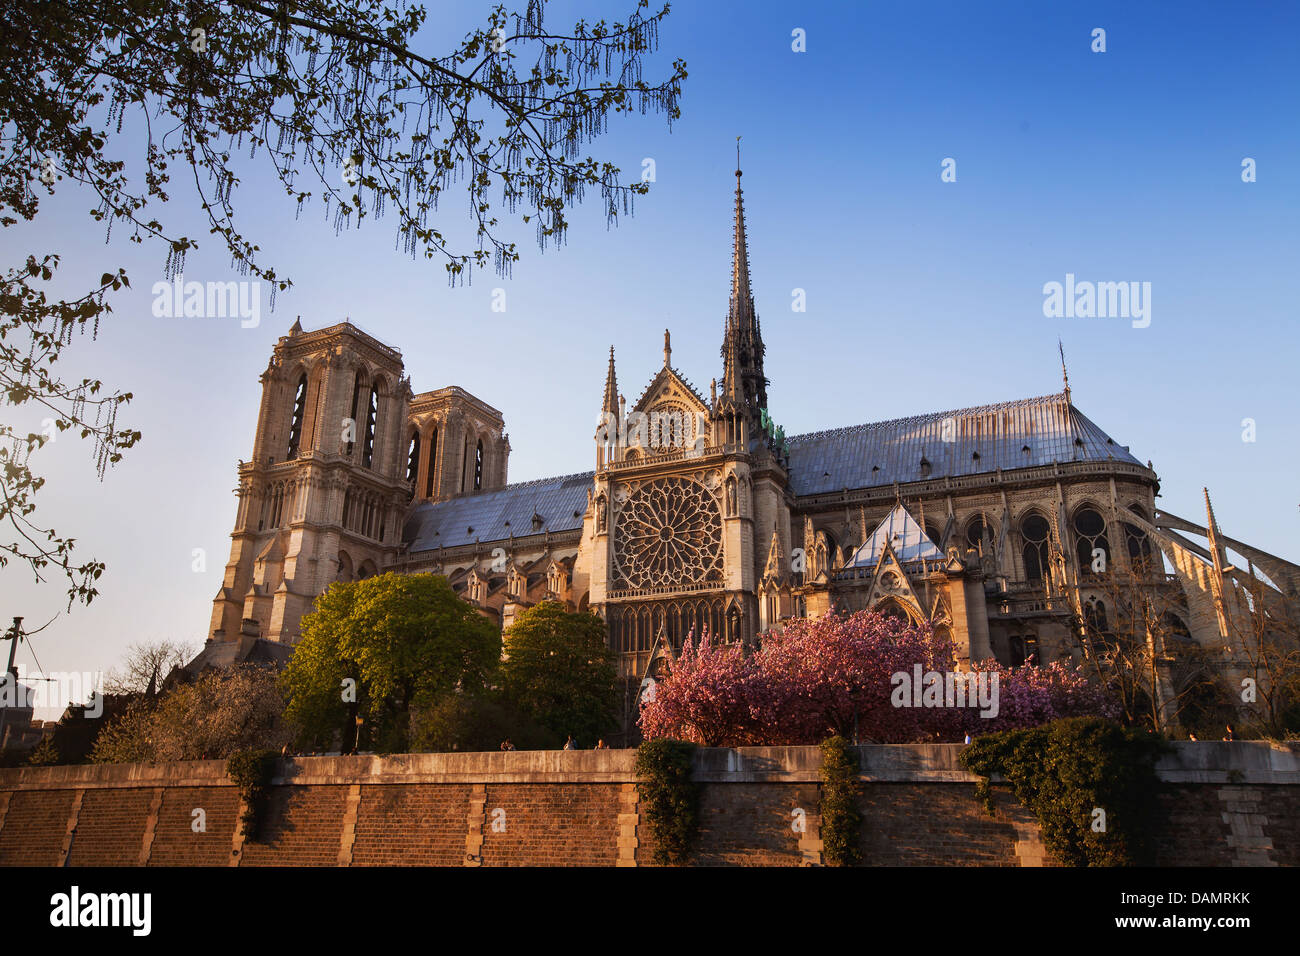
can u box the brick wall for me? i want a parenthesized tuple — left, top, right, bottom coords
(240, 785, 348, 866)
(693, 783, 815, 866)
(352, 784, 470, 866)
(0, 789, 73, 866)
(66, 787, 152, 867)
(857, 783, 1028, 866)
(1152, 784, 1237, 866)
(149, 786, 240, 866)
(480, 784, 621, 867)
(1257, 785, 1300, 867)
(0, 743, 1294, 867)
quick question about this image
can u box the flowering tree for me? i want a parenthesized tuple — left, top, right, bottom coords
(639, 609, 1120, 747)
(960, 658, 1120, 738)
(90, 664, 290, 762)
(637, 630, 766, 746)
(755, 611, 957, 744)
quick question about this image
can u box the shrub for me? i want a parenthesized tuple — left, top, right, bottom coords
(819, 735, 863, 866)
(960, 716, 1168, 866)
(634, 738, 699, 866)
(226, 749, 279, 842)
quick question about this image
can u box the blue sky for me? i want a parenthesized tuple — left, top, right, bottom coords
(2, 0, 1297, 706)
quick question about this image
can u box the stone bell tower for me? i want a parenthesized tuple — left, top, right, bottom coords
(209, 320, 413, 645)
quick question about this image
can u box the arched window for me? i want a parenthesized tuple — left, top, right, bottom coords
(362, 386, 378, 468)
(474, 439, 483, 490)
(406, 432, 420, 484)
(425, 427, 438, 498)
(1084, 596, 1109, 634)
(875, 599, 912, 624)
(287, 374, 307, 459)
(269, 484, 284, 528)
(966, 515, 992, 555)
(1073, 506, 1110, 574)
(817, 530, 838, 573)
(1021, 513, 1051, 582)
(347, 371, 364, 457)
(1123, 508, 1153, 565)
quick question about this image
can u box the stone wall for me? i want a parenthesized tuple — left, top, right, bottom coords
(0, 742, 1295, 867)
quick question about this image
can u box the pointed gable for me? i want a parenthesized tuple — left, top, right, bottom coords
(847, 504, 943, 569)
(632, 365, 710, 416)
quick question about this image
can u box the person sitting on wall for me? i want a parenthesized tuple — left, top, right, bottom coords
(594, 739, 609, 750)
(563, 735, 576, 750)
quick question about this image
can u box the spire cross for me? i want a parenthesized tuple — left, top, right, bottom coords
(1058, 337, 1071, 403)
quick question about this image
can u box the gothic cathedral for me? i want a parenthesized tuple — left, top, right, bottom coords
(205, 166, 1300, 733)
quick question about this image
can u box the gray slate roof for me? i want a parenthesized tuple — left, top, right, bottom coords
(402, 394, 1143, 554)
(404, 471, 593, 554)
(785, 392, 1141, 497)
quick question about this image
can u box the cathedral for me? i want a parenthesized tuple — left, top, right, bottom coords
(204, 166, 1300, 733)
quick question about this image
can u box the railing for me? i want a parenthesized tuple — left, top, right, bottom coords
(606, 581, 725, 600)
(603, 443, 745, 472)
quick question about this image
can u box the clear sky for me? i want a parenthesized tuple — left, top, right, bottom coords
(3, 0, 1297, 712)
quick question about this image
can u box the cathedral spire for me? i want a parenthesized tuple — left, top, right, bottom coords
(1059, 337, 1072, 405)
(729, 147, 755, 332)
(720, 141, 768, 424)
(602, 346, 618, 418)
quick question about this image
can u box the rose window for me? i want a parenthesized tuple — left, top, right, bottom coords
(613, 477, 723, 590)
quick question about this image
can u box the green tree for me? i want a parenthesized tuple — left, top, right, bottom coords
(26, 735, 60, 766)
(410, 692, 555, 753)
(3, 0, 685, 604)
(501, 600, 617, 746)
(282, 572, 500, 752)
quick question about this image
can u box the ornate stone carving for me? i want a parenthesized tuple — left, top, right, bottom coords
(613, 476, 723, 590)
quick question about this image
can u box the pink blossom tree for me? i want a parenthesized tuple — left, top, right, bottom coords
(637, 629, 765, 746)
(638, 609, 1120, 746)
(960, 658, 1120, 738)
(755, 610, 958, 744)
